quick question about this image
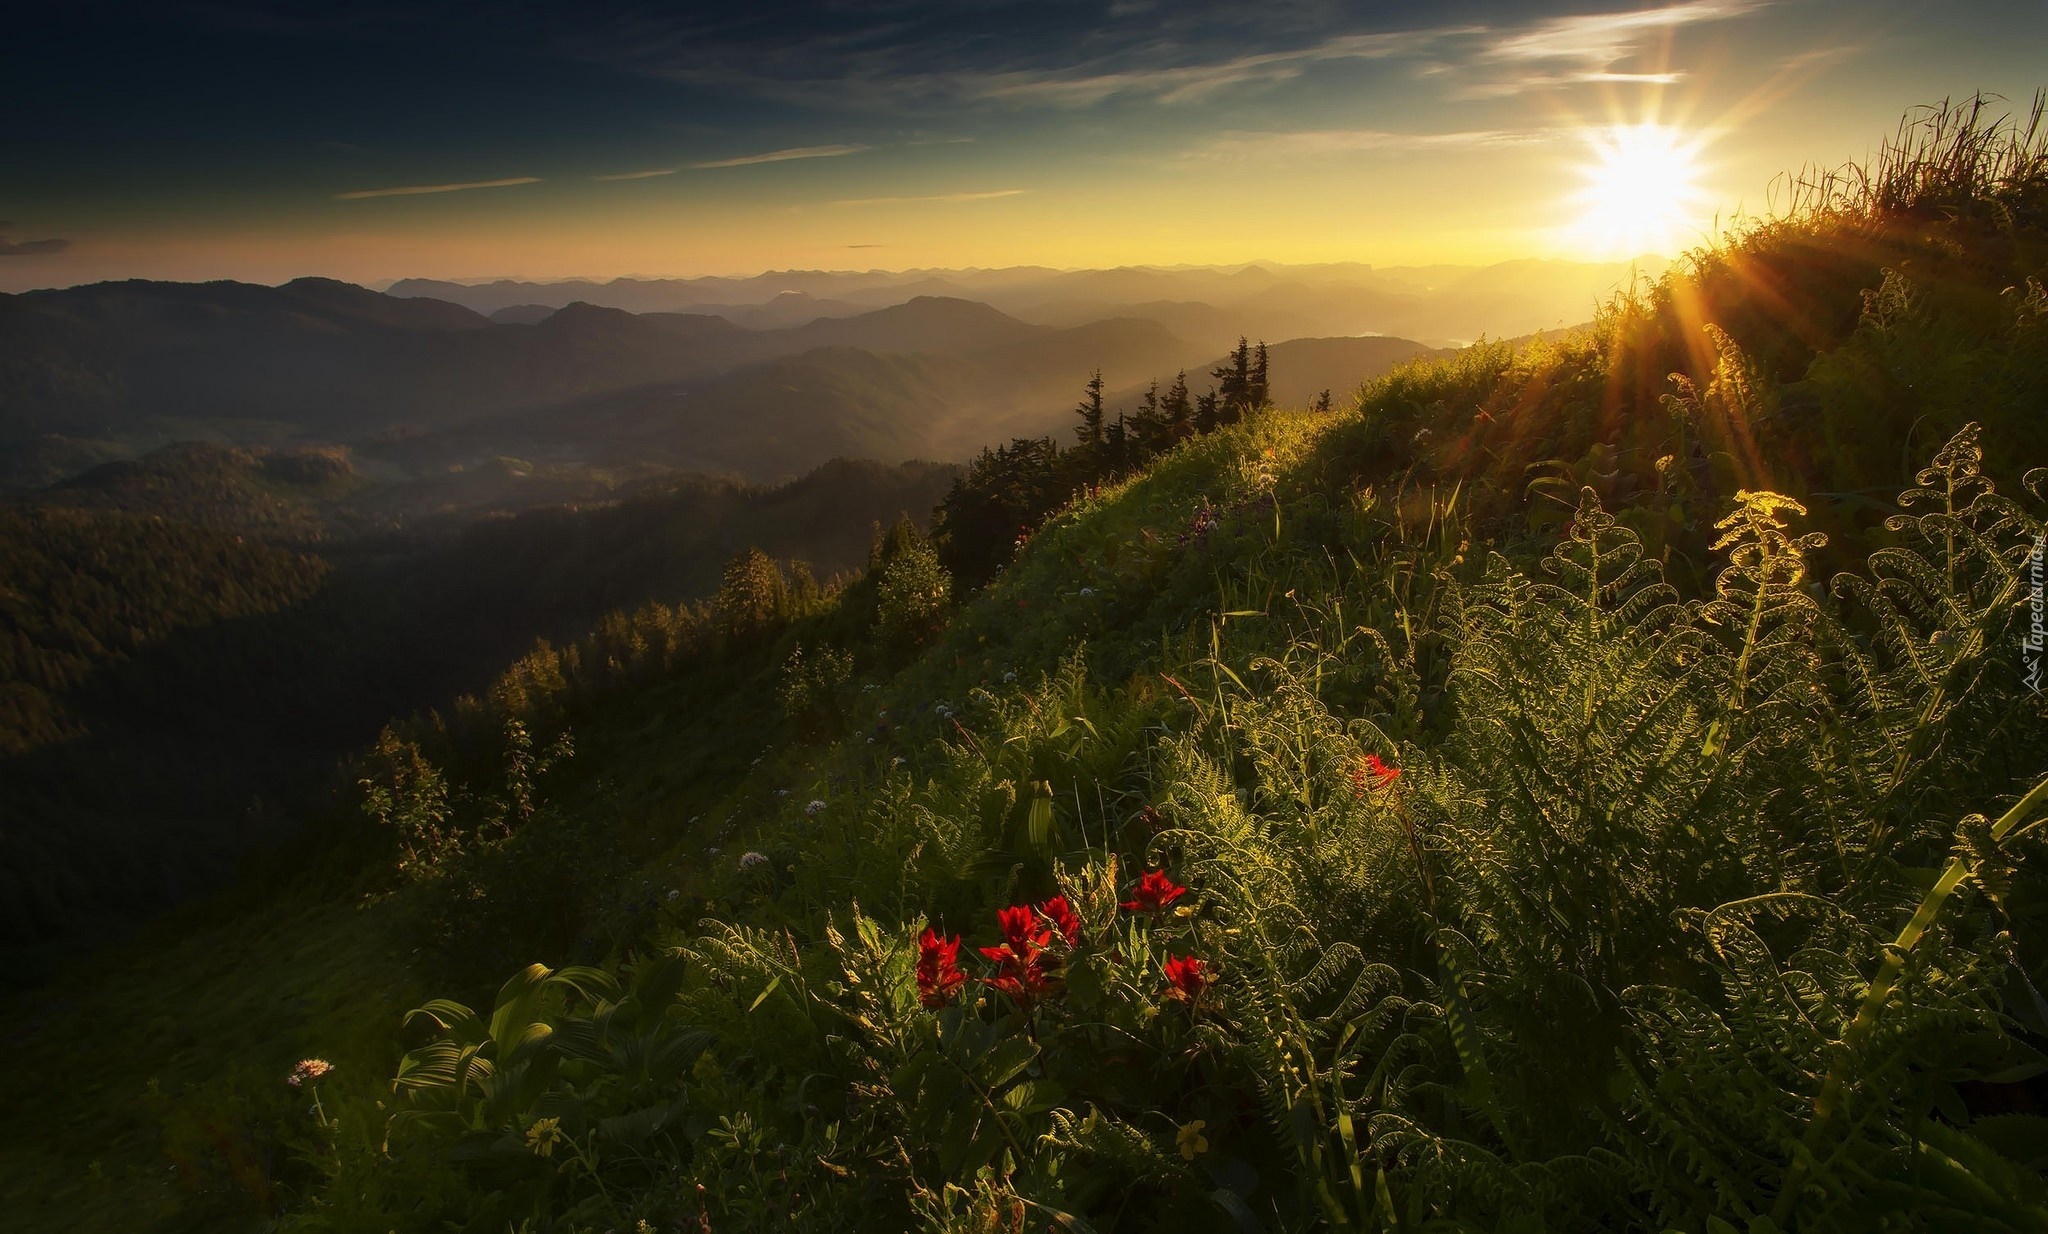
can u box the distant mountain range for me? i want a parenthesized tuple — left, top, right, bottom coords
(386, 257, 1654, 350)
(0, 259, 1637, 494)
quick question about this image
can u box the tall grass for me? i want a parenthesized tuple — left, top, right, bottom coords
(1771, 91, 2048, 228)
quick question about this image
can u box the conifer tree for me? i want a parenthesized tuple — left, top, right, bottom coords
(1163, 371, 1193, 443)
(1105, 413, 1130, 470)
(1195, 387, 1220, 434)
(1129, 381, 1163, 452)
(1212, 338, 1252, 425)
(1251, 341, 1270, 410)
(715, 546, 788, 643)
(1073, 370, 1106, 448)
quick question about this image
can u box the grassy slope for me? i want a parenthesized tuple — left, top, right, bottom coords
(6, 97, 2048, 1233)
(0, 618, 791, 1230)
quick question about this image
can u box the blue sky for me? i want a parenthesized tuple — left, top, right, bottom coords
(3, 1, 2044, 287)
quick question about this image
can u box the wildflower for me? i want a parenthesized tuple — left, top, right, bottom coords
(983, 953, 1058, 1005)
(1120, 869, 1188, 914)
(805, 799, 827, 817)
(1038, 894, 1083, 947)
(1176, 1118, 1210, 1160)
(738, 851, 770, 872)
(666, 889, 681, 902)
(1003, 670, 1018, 684)
(1350, 752, 1401, 797)
(992, 903, 1053, 953)
(980, 904, 1058, 1006)
(286, 1058, 334, 1088)
(525, 1116, 565, 1158)
(916, 928, 967, 1008)
(1079, 586, 1096, 597)
(1163, 954, 1208, 1001)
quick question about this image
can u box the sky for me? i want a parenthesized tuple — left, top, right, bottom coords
(3, 0, 2044, 290)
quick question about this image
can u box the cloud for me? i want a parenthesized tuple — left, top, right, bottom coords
(830, 188, 1025, 207)
(1481, 1, 1761, 64)
(970, 27, 1480, 107)
(1194, 127, 1554, 160)
(0, 223, 68, 256)
(691, 143, 868, 169)
(1454, 1, 1762, 96)
(595, 167, 680, 181)
(566, 3, 1764, 113)
(335, 176, 541, 200)
(571, 10, 1480, 112)
(846, 242, 886, 248)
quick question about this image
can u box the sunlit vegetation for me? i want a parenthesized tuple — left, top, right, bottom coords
(4, 97, 2048, 1232)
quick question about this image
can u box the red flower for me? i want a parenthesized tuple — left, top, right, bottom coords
(1350, 753, 1401, 797)
(1162, 954, 1208, 1000)
(1038, 895, 1083, 947)
(916, 928, 966, 1008)
(991, 904, 1052, 953)
(983, 954, 1059, 1005)
(1120, 869, 1188, 914)
(979, 903, 1060, 1008)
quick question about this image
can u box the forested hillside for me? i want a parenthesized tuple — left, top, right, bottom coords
(0, 457, 957, 954)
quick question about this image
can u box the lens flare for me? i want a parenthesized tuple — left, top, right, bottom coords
(1567, 124, 1709, 258)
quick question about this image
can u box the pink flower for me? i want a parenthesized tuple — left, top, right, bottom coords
(287, 1059, 335, 1088)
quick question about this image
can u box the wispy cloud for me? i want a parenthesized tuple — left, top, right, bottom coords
(0, 223, 69, 256)
(335, 176, 541, 200)
(595, 167, 680, 181)
(830, 188, 1025, 207)
(971, 27, 1478, 107)
(1481, 1, 1761, 64)
(691, 143, 868, 169)
(571, 3, 1767, 112)
(846, 242, 886, 248)
(1194, 127, 1554, 160)
(1457, 1, 1763, 96)
(0, 238, 68, 255)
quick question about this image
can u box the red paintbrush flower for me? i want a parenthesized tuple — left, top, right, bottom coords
(1350, 752, 1401, 797)
(983, 952, 1058, 1005)
(1162, 953, 1208, 1001)
(1120, 868, 1188, 914)
(988, 903, 1052, 955)
(1039, 895, 1083, 947)
(978, 902, 1061, 1008)
(916, 927, 966, 1009)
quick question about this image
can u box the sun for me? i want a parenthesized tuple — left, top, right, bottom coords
(1566, 124, 1709, 259)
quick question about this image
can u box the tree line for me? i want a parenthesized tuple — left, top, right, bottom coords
(935, 337, 1299, 586)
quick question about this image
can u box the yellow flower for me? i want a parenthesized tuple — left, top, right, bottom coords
(1176, 1118, 1210, 1160)
(525, 1116, 564, 1158)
